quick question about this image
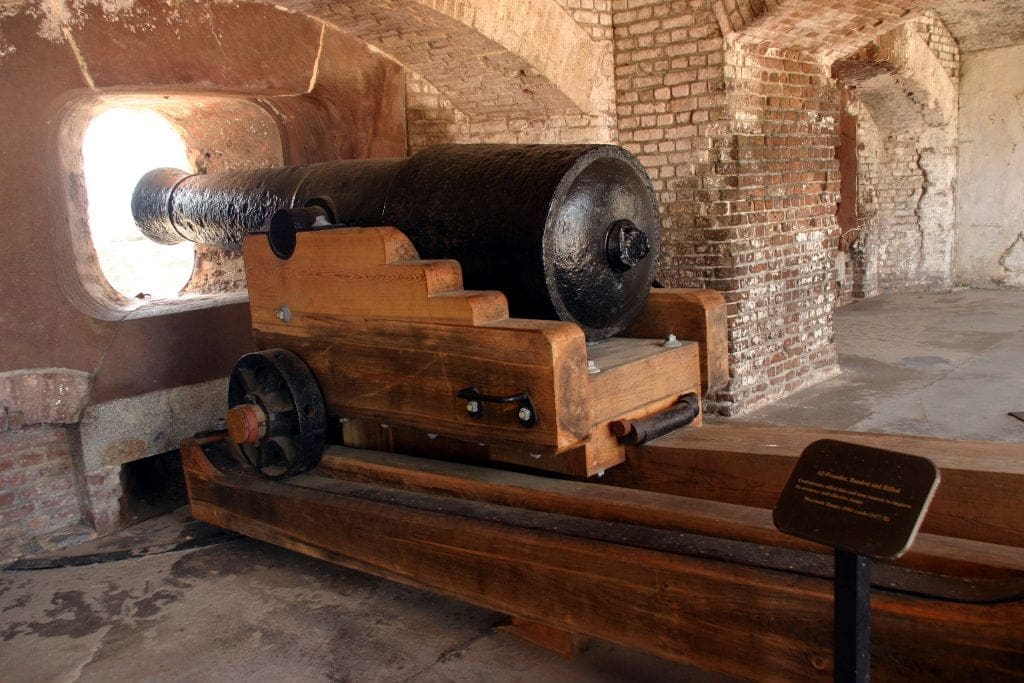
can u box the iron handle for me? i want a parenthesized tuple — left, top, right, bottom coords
(457, 387, 537, 427)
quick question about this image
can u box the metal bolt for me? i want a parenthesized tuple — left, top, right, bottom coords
(529, 453, 542, 460)
(466, 400, 480, 414)
(380, 424, 391, 430)
(276, 305, 292, 323)
(596, 469, 606, 478)
(517, 406, 533, 423)
(663, 333, 682, 348)
(587, 360, 601, 374)
(427, 433, 439, 440)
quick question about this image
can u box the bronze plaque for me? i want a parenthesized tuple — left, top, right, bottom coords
(773, 439, 940, 560)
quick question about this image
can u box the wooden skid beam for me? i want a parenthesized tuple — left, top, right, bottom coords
(314, 447, 1024, 580)
(182, 440, 1024, 682)
(602, 421, 1024, 549)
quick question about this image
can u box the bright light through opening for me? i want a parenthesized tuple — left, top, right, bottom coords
(82, 108, 195, 300)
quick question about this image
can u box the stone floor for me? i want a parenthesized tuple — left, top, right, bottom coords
(1, 289, 1022, 682)
(744, 289, 1024, 443)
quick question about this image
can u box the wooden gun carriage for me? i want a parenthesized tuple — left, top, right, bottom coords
(135, 144, 1024, 679)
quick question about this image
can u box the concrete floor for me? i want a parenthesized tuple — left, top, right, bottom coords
(1, 510, 717, 682)
(2, 289, 1022, 682)
(745, 289, 1024, 442)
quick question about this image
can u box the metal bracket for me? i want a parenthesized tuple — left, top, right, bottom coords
(456, 387, 537, 427)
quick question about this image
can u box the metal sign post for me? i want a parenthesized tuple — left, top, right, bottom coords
(773, 439, 940, 682)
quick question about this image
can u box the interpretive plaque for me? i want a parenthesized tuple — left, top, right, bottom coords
(773, 439, 940, 560)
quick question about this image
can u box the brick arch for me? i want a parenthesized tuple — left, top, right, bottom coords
(716, 0, 932, 62)
(832, 22, 955, 128)
(830, 18, 958, 298)
(274, 0, 609, 121)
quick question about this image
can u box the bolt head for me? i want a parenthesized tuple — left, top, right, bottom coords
(517, 407, 533, 422)
(276, 305, 292, 323)
(587, 360, 601, 374)
(466, 400, 480, 414)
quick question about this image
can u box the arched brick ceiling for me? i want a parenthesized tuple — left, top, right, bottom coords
(276, 0, 608, 120)
(722, 0, 1024, 60)
(930, 0, 1024, 53)
(832, 23, 955, 129)
(719, 0, 931, 61)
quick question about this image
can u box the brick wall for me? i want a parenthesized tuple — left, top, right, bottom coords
(405, 73, 614, 153)
(612, 1, 840, 413)
(0, 426, 82, 560)
(613, 0, 730, 290)
(911, 10, 959, 84)
(716, 45, 841, 410)
(833, 18, 959, 301)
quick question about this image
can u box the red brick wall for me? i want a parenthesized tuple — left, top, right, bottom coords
(612, 1, 840, 413)
(0, 426, 81, 559)
(613, 0, 730, 289)
(715, 46, 841, 411)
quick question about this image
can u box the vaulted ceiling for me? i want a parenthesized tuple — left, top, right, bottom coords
(932, 0, 1024, 53)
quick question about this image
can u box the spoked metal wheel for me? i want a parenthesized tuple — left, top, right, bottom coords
(226, 349, 326, 479)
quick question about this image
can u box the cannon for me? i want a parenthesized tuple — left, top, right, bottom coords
(133, 144, 661, 340)
(134, 144, 727, 479)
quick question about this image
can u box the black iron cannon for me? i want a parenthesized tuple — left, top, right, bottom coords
(132, 144, 660, 339)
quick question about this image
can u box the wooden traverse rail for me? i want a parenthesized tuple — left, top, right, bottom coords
(602, 421, 1024, 549)
(316, 447, 1024, 580)
(182, 439, 1024, 682)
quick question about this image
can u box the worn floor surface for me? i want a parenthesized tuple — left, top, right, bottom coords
(1, 518, 712, 682)
(744, 289, 1024, 442)
(2, 289, 1022, 681)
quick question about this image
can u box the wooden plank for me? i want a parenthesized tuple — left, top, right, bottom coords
(181, 443, 1024, 682)
(621, 288, 729, 393)
(586, 337, 701, 424)
(244, 227, 509, 329)
(497, 618, 587, 658)
(561, 386, 701, 477)
(314, 446, 1024, 579)
(257, 325, 589, 452)
(317, 445, 790, 548)
(602, 421, 1024, 549)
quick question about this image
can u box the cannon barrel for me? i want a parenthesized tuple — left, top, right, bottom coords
(132, 144, 660, 339)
